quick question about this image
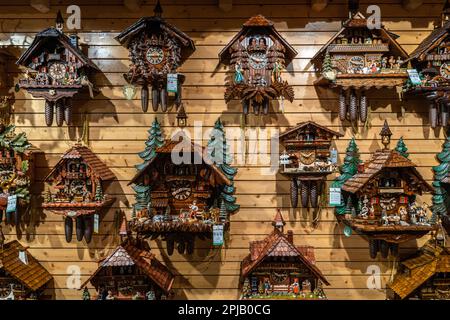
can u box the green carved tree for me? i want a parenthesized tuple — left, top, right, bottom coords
(395, 137, 409, 158)
(135, 118, 164, 171)
(94, 183, 103, 201)
(206, 118, 239, 215)
(82, 287, 90, 300)
(432, 136, 450, 226)
(133, 184, 151, 212)
(331, 138, 361, 215)
(322, 52, 333, 74)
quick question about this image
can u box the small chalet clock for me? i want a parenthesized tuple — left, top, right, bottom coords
(219, 15, 298, 116)
(116, 1, 195, 112)
(16, 11, 99, 127)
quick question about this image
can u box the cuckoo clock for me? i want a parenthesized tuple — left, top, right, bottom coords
(42, 144, 116, 243)
(279, 121, 342, 208)
(0, 240, 53, 300)
(219, 15, 297, 115)
(403, 2, 450, 128)
(128, 123, 239, 255)
(240, 209, 329, 300)
(332, 121, 436, 259)
(16, 11, 99, 127)
(116, 1, 195, 112)
(312, 12, 409, 125)
(81, 237, 174, 300)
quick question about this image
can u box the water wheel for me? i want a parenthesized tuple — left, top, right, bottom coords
(349, 90, 358, 122)
(65, 217, 73, 243)
(290, 178, 298, 208)
(76, 215, 84, 241)
(380, 240, 390, 258)
(177, 240, 186, 254)
(310, 181, 318, 208)
(339, 89, 347, 121)
(84, 215, 94, 244)
(430, 103, 438, 128)
(360, 92, 367, 123)
(55, 100, 64, 127)
(160, 88, 168, 112)
(389, 243, 399, 257)
(167, 238, 175, 256)
(369, 239, 379, 259)
(300, 181, 309, 207)
(45, 100, 54, 126)
(64, 99, 72, 125)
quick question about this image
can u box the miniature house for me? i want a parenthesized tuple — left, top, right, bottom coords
(116, 0, 195, 112)
(312, 12, 409, 124)
(279, 121, 342, 208)
(16, 11, 99, 126)
(336, 121, 435, 258)
(81, 239, 174, 300)
(403, 2, 450, 128)
(0, 240, 53, 300)
(240, 209, 329, 300)
(387, 240, 450, 300)
(42, 144, 116, 243)
(128, 133, 239, 255)
(219, 15, 297, 115)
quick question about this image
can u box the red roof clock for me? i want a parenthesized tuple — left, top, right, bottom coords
(16, 11, 99, 127)
(312, 11, 409, 125)
(116, 1, 195, 112)
(219, 15, 297, 116)
(42, 144, 116, 243)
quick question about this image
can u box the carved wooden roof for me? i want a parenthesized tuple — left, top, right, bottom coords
(82, 241, 174, 293)
(16, 27, 98, 70)
(279, 121, 343, 140)
(219, 15, 298, 65)
(45, 145, 116, 181)
(407, 20, 450, 62)
(0, 240, 53, 292)
(388, 241, 450, 299)
(342, 149, 433, 194)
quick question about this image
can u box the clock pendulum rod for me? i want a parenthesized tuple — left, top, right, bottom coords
(360, 91, 367, 123)
(45, 100, 54, 126)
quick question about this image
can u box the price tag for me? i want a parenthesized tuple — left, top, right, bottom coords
(407, 69, 422, 86)
(329, 187, 341, 206)
(213, 224, 224, 246)
(330, 148, 338, 164)
(167, 73, 178, 93)
(6, 195, 17, 214)
(94, 214, 99, 234)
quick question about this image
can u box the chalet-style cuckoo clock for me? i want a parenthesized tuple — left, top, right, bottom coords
(219, 15, 297, 115)
(16, 11, 99, 127)
(403, 2, 450, 128)
(42, 144, 116, 243)
(116, 1, 195, 112)
(312, 12, 409, 125)
(279, 121, 342, 209)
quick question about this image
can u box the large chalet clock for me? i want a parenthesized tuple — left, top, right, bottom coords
(16, 11, 99, 127)
(116, 1, 195, 112)
(219, 15, 298, 116)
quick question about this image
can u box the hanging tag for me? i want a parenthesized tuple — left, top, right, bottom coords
(213, 224, 224, 246)
(329, 187, 341, 206)
(167, 73, 178, 94)
(330, 148, 338, 164)
(94, 214, 99, 234)
(6, 195, 17, 214)
(407, 69, 422, 86)
(18, 250, 28, 265)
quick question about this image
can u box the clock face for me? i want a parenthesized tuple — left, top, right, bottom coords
(249, 52, 268, 70)
(146, 46, 164, 65)
(48, 62, 66, 80)
(348, 56, 364, 72)
(270, 271, 288, 284)
(379, 196, 397, 211)
(170, 180, 192, 201)
(440, 62, 450, 79)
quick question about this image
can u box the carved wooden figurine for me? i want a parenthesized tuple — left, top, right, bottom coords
(333, 121, 436, 258)
(403, 2, 450, 128)
(128, 118, 239, 255)
(279, 121, 342, 208)
(0, 240, 53, 300)
(312, 12, 409, 125)
(116, 1, 195, 112)
(16, 11, 99, 126)
(240, 209, 329, 300)
(42, 144, 116, 243)
(219, 15, 297, 115)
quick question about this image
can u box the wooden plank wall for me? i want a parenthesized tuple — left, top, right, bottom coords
(0, 0, 447, 300)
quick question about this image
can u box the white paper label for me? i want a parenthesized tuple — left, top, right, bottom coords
(213, 224, 224, 246)
(330, 149, 338, 164)
(18, 250, 28, 265)
(167, 73, 178, 93)
(6, 195, 17, 214)
(94, 214, 99, 234)
(407, 69, 422, 86)
(329, 187, 342, 206)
